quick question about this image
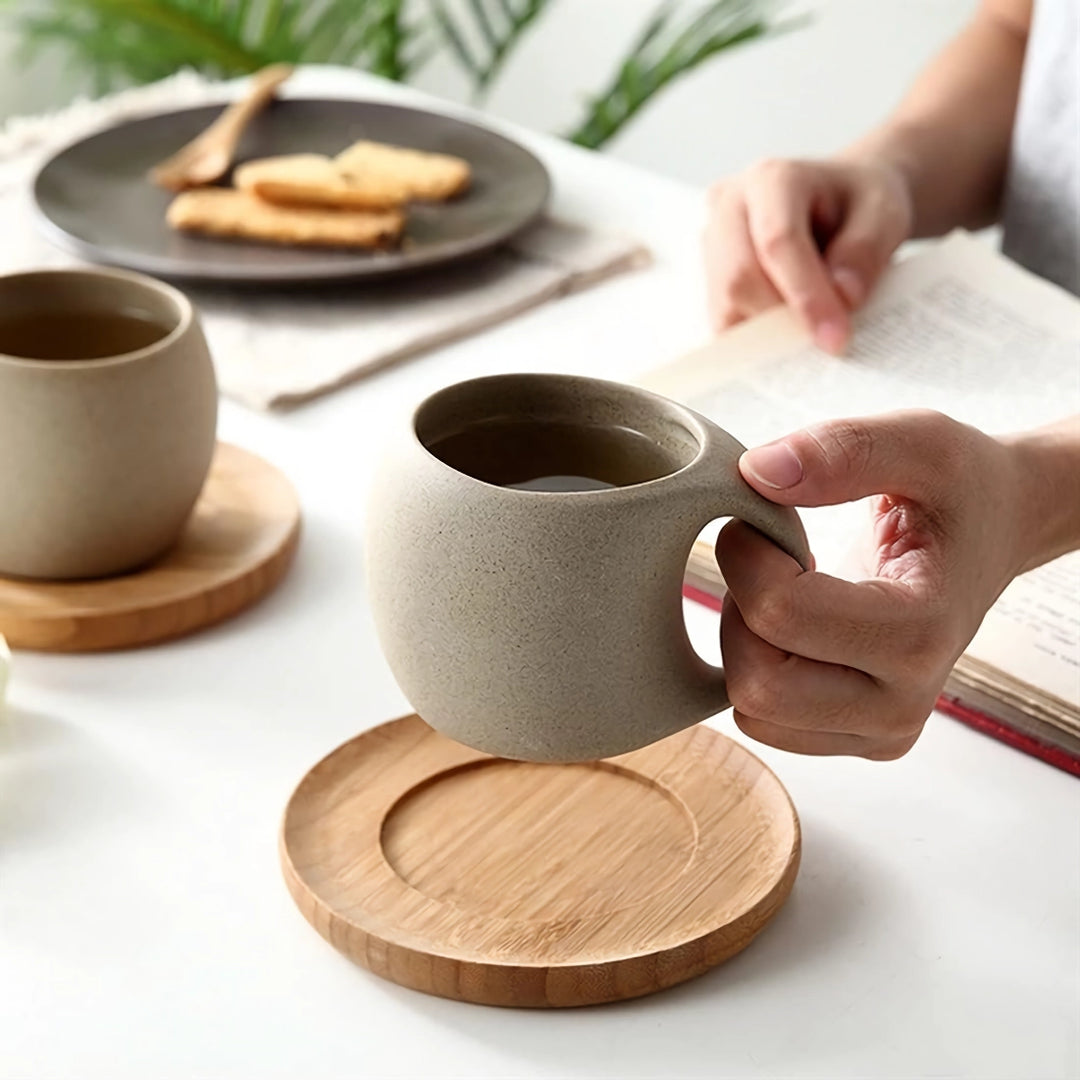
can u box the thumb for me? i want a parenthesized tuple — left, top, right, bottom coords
(824, 184, 910, 310)
(739, 411, 957, 507)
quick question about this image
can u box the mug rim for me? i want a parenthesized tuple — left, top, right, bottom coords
(411, 372, 709, 497)
(0, 265, 193, 370)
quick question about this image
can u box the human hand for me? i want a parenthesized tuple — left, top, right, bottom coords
(704, 157, 914, 352)
(715, 411, 1029, 760)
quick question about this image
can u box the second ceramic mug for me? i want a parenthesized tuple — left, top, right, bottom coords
(366, 373, 811, 762)
(0, 267, 218, 580)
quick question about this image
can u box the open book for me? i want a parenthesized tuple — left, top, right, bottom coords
(640, 233, 1080, 774)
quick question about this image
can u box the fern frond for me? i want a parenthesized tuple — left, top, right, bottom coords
(365, 0, 414, 81)
(568, 0, 802, 150)
(1, 0, 423, 92)
(429, 0, 481, 80)
(1, 0, 808, 158)
(429, 0, 553, 100)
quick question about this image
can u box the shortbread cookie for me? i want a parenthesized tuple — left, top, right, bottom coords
(166, 189, 405, 249)
(233, 153, 405, 211)
(334, 140, 470, 202)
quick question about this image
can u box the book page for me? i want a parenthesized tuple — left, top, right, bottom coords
(641, 233, 1080, 708)
(970, 559, 1080, 710)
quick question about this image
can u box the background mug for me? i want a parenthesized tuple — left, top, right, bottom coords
(366, 373, 811, 762)
(0, 267, 218, 580)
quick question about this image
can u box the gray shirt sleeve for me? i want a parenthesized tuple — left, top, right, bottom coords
(1001, 0, 1080, 295)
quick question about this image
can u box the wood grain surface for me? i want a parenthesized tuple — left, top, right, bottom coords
(0, 443, 300, 652)
(281, 713, 800, 1008)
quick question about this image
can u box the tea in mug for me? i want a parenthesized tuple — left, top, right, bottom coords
(0, 310, 171, 361)
(428, 418, 683, 492)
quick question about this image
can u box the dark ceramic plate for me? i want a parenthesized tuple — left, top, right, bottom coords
(33, 99, 551, 284)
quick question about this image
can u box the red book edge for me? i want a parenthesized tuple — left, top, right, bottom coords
(682, 585, 1080, 778)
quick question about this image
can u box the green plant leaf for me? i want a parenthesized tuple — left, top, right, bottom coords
(567, 0, 798, 150)
(96, 0, 269, 70)
(0, 0, 423, 92)
(1, 0, 809, 159)
(429, 0, 481, 79)
(366, 0, 416, 81)
(430, 0, 553, 100)
(466, 0, 497, 50)
(625, 0, 677, 61)
(254, 0, 284, 49)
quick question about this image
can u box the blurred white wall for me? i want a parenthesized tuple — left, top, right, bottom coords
(0, 0, 977, 186)
(411, 0, 977, 184)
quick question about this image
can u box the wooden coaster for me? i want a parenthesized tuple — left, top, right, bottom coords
(281, 714, 800, 1008)
(0, 443, 300, 652)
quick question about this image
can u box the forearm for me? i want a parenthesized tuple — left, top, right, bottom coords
(840, 0, 1030, 237)
(1003, 415, 1080, 574)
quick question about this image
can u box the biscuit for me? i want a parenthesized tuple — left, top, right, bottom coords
(166, 188, 405, 249)
(233, 153, 406, 211)
(334, 140, 471, 202)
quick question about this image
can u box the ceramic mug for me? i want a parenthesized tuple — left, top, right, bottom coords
(366, 373, 811, 762)
(0, 267, 218, 580)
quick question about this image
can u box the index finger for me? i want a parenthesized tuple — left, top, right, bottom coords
(715, 519, 924, 679)
(745, 167, 851, 352)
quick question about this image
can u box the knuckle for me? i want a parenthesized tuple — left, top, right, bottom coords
(808, 419, 876, 480)
(858, 182, 896, 217)
(870, 708, 928, 757)
(788, 289, 830, 321)
(909, 407, 953, 433)
(933, 417, 975, 478)
(733, 712, 792, 753)
(865, 733, 920, 762)
(903, 410, 977, 490)
(832, 233, 877, 268)
(726, 667, 780, 720)
(710, 303, 741, 331)
(752, 157, 800, 187)
(874, 169, 915, 225)
(758, 223, 799, 260)
(881, 611, 955, 688)
(726, 263, 766, 305)
(892, 648, 936, 688)
(888, 693, 936, 742)
(903, 608, 952, 667)
(740, 584, 794, 643)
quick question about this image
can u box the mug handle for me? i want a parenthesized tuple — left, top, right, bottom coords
(680, 414, 812, 714)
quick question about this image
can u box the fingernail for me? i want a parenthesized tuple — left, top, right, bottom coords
(814, 319, 848, 355)
(741, 441, 803, 490)
(831, 266, 865, 308)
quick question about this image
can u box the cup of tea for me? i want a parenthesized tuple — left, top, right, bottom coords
(366, 373, 811, 762)
(0, 267, 218, 580)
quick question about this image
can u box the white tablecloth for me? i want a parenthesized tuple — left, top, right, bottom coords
(2, 66, 1077, 1080)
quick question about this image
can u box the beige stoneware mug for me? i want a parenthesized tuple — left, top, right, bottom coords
(366, 373, 811, 762)
(0, 267, 218, 580)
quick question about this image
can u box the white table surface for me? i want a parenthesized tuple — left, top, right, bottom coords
(2, 67, 1078, 1080)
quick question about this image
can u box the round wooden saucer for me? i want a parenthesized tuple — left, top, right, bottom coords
(0, 443, 300, 652)
(281, 714, 800, 1008)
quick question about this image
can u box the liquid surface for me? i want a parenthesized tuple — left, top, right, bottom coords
(428, 418, 683, 491)
(0, 309, 171, 361)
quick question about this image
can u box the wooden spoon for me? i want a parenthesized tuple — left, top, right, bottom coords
(148, 64, 294, 191)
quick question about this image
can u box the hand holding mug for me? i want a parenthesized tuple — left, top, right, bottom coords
(717, 410, 1077, 759)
